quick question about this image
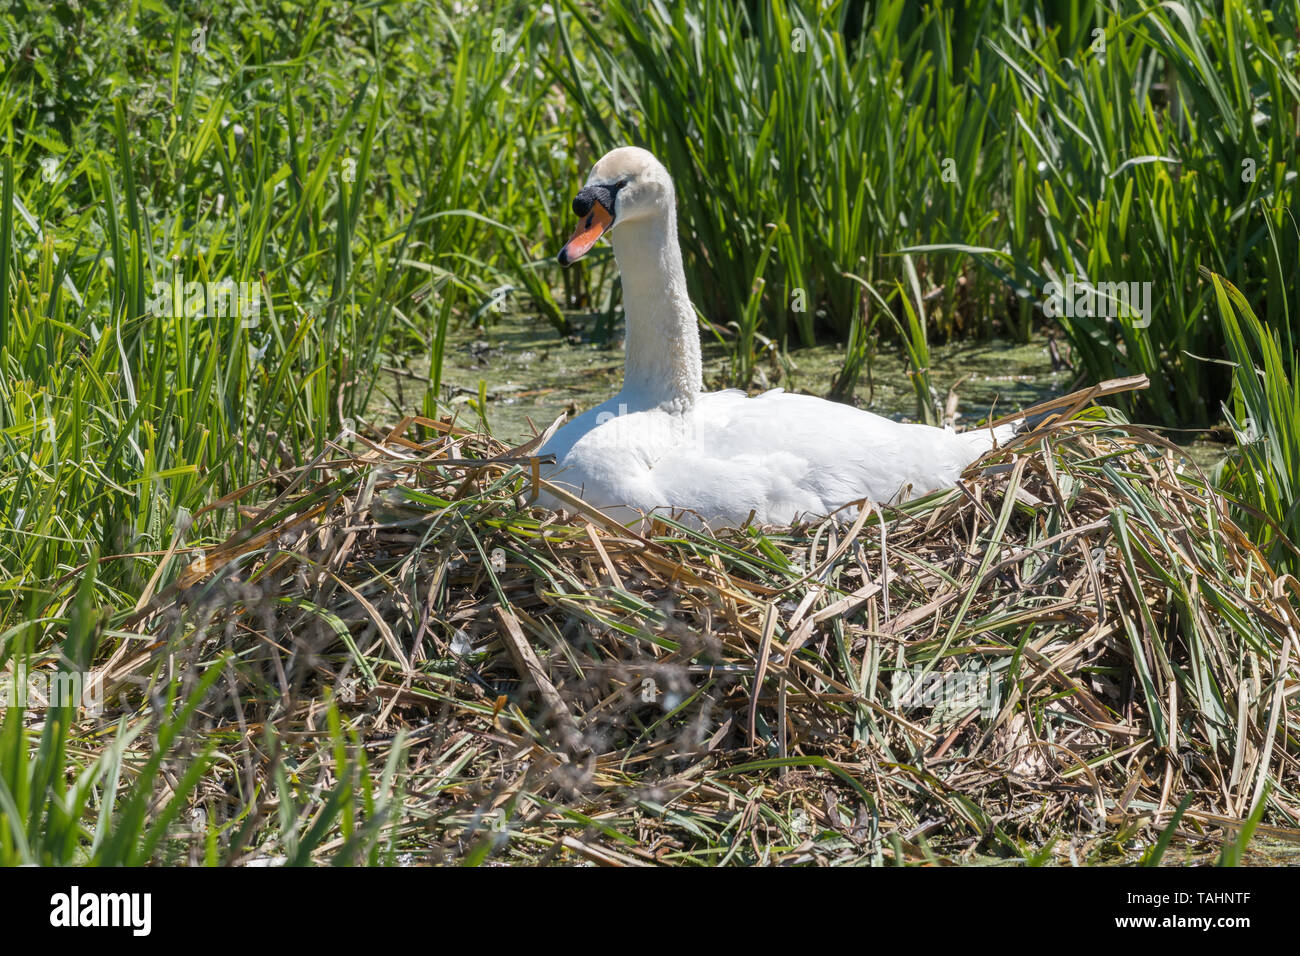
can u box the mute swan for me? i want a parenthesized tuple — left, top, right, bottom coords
(539, 146, 1014, 527)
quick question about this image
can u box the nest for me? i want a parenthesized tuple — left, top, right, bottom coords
(109, 379, 1300, 864)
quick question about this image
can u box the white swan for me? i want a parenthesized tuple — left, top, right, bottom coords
(538, 146, 1013, 527)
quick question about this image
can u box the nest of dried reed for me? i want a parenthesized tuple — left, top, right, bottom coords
(111, 377, 1299, 864)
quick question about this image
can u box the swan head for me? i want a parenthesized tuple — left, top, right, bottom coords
(557, 146, 674, 266)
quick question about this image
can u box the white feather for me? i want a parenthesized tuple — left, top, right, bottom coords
(540, 147, 1015, 527)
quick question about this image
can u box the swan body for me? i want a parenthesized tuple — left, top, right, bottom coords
(539, 147, 1012, 527)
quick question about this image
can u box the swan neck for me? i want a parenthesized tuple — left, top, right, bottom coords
(610, 211, 702, 410)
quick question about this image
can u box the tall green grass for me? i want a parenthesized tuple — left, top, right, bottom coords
(941, 0, 1300, 424)
(557, 0, 1298, 422)
(0, 0, 570, 863)
(1214, 272, 1300, 578)
(555, 0, 1015, 361)
(0, 0, 572, 626)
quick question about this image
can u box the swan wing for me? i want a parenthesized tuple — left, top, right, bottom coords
(640, 390, 986, 524)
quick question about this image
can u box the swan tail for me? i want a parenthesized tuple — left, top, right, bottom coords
(958, 420, 1021, 455)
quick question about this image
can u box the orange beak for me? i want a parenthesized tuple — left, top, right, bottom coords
(557, 202, 614, 267)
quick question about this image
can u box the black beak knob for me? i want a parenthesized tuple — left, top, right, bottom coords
(573, 186, 603, 218)
(572, 180, 625, 218)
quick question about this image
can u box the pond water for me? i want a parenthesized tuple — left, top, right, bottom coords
(368, 310, 1227, 470)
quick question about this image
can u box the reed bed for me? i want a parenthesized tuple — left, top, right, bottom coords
(67, 379, 1294, 865)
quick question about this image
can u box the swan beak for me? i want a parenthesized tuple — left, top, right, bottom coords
(557, 202, 614, 267)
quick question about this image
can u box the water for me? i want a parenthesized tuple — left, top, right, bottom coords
(369, 309, 1228, 466)
(374, 312, 1062, 441)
